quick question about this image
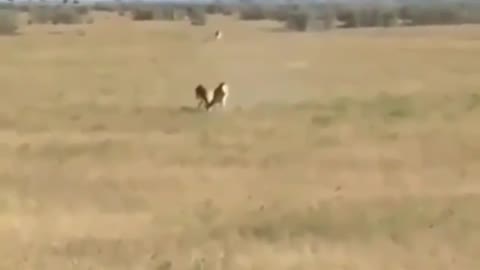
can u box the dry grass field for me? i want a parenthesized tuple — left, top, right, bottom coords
(1, 11, 480, 269)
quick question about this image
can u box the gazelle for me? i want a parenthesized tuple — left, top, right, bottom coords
(214, 30, 222, 40)
(194, 84, 212, 110)
(206, 82, 229, 111)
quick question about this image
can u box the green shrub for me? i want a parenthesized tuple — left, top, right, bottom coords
(130, 6, 187, 21)
(405, 5, 464, 26)
(239, 5, 267, 20)
(29, 5, 85, 25)
(0, 9, 18, 35)
(316, 5, 337, 29)
(155, 7, 176, 21)
(28, 5, 52, 24)
(285, 11, 310, 31)
(187, 7, 207, 26)
(131, 8, 154, 21)
(73, 5, 90, 16)
(380, 11, 399, 27)
(92, 2, 116, 12)
(205, 4, 220, 14)
(267, 5, 294, 21)
(51, 6, 83, 24)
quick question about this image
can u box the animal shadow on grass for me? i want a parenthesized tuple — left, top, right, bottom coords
(0, 31, 22, 36)
(48, 30, 64, 35)
(261, 26, 291, 33)
(179, 105, 206, 113)
(47, 29, 86, 36)
(179, 105, 240, 113)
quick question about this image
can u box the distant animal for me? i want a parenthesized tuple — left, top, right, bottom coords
(214, 30, 222, 40)
(203, 30, 223, 43)
(194, 84, 212, 110)
(206, 82, 229, 111)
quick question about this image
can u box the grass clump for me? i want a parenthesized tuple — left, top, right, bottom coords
(230, 197, 465, 243)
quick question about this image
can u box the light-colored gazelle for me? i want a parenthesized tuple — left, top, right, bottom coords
(214, 30, 222, 40)
(206, 82, 229, 111)
(203, 30, 223, 43)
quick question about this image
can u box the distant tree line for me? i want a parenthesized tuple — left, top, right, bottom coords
(2, 0, 480, 35)
(231, 2, 480, 31)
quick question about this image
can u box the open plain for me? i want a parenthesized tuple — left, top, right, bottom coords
(1, 12, 480, 269)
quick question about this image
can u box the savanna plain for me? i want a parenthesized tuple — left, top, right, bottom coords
(1, 12, 480, 270)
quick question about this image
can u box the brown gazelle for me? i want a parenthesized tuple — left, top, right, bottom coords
(194, 84, 212, 110)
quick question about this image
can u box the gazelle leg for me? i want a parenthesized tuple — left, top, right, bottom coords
(206, 101, 213, 112)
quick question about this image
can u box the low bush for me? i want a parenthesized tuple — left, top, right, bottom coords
(0, 8, 18, 35)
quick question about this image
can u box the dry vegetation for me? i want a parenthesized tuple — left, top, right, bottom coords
(1, 2, 480, 269)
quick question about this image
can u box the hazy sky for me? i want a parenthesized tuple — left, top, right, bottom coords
(1, 0, 461, 4)
(2, 0, 215, 2)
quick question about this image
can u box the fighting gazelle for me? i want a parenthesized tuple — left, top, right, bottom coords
(206, 82, 229, 111)
(194, 82, 229, 111)
(194, 84, 212, 110)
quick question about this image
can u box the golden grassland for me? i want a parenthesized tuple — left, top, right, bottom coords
(1, 12, 480, 269)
